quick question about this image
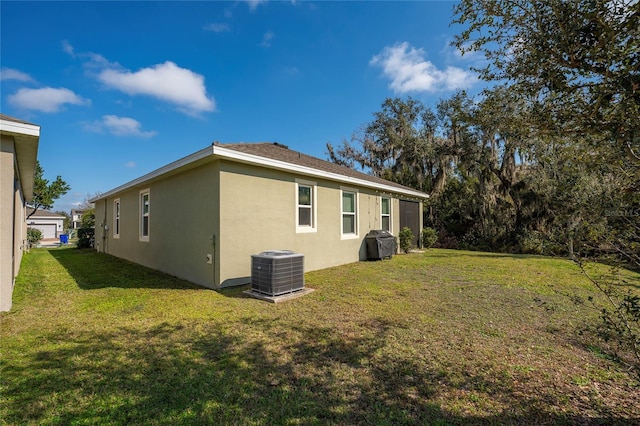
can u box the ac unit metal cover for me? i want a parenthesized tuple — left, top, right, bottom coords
(251, 250, 304, 296)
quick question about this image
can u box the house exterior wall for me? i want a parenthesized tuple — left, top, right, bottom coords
(95, 160, 220, 288)
(71, 209, 86, 229)
(1, 134, 17, 311)
(216, 160, 416, 287)
(0, 117, 39, 312)
(15, 180, 26, 295)
(1, 134, 29, 311)
(95, 156, 423, 290)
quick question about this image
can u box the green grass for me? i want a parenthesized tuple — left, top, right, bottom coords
(1, 247, 639, 425)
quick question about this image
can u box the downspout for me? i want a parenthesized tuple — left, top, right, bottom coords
(212, 234, 216, 288)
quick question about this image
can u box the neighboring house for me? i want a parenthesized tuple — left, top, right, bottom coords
(92, 142, 429, 289)
(26, 208, 65, 239)
(0, 114, 39, 312)
(71, 209, 86, 229)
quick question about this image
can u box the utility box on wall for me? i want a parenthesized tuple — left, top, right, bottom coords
(251, 250, 304, 296)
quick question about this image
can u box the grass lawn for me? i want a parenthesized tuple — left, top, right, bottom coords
(1, 247, 639, 425)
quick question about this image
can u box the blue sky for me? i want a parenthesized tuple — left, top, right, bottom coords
(1, 1, 481, 214)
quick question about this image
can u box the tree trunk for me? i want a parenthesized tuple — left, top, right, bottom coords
(567, 214, 580, 261)
(568, 236, 575, 261)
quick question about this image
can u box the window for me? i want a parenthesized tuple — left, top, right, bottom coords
(298, 185, 312, 226)
(341, 189, 358, 238)
(381, 197, 391, 232)
(113, 199, 120, 238)
(296, 180, 317, 233)
(140, 190, 149, 241)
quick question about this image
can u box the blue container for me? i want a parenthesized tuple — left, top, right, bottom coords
(59, 234, 69, 244)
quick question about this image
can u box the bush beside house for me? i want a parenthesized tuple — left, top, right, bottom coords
(398, 227, 414, 253)
(26, 228, 42, 247)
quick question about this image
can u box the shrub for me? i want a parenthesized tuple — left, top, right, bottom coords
(518, 230, 545, 255)
(27, 228, 43, 246)
(460, 227, 493, 252)
(434, 230, 459, 249)
(573, 262, 640, 382)
(398, 227, 414, 254)
(77, 227, 94, 249)
(77, 208, 96, 249)
(421, 227, 438, 249)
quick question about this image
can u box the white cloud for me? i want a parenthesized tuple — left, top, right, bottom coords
(260, 31, 275, 47)
(125, 161, 136, 168)
(443, 39, 484, 64)
(8, 87, 89, 113)
(83, 52, 116, 70)
(98, 61, 215, 115)
(0, 67, 34, 82)
(246, 0, 267, 11)
(370, 42, 475, 93)
(62, 40, 75, 56)
(63, 41, 119, 70)
(283, 66, 301, 76)
(244, 0, 296, 11)
(204, 22, 231, 33)
(86, 115, 157, 138)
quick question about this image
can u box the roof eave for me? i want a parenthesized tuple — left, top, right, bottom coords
(0, 118, 41, 202)
(91, 146, 214, 202)
(27, 213, 66, 219)
(212, 145, 429, 199)
(93, 144, 429, 202)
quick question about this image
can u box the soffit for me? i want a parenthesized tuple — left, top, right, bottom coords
(0, 117, 40, 202)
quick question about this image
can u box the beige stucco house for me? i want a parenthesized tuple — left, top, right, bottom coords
(0, 115, 40, 311)
(92, 142, 428, 289)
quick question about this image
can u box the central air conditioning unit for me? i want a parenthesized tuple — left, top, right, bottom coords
(251, 250, 304, 296)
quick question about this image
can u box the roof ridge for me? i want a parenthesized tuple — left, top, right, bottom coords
(94, 142, 429, 201)
(26, 207, 66, 217)
(218, 142, 426, 195)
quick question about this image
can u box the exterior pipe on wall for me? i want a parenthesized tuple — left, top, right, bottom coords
(211, 234, 216, 287)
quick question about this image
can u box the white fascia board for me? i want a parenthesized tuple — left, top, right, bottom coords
(0, 119, 40, 137)
(28, 213, 66, 219)
(212, 146, 429, 199)
(93, 144, 429, 203)
(91, 146, 214, 202)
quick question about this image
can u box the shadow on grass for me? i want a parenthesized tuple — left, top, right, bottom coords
(3, 319, 633, 425)
(426, 250, 550, 260)
(48, 247, 203, 290)
(217, 284, 253, 299)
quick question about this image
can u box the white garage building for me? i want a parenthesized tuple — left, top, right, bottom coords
(26, 208, 65, 239)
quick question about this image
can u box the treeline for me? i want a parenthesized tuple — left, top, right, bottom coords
(328, 91, 638, 264)
(328, 0, 639, 270)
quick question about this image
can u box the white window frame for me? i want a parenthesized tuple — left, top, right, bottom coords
(296, 179, 317, 233)
(340, 187, 358, 239)
(139, 189, 150, 242)
(113, 198, 120, 239)
(381, 196, 391, 233)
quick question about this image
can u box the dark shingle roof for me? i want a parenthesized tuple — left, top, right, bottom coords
(219, 142, 423, 195)
(0, 114, 37, 126)
(26, 208, 65, 218)
(94, 142, 429, 201)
